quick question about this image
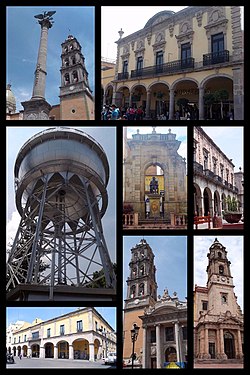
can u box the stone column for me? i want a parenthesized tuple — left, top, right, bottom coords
(204, 328, 210, 358)
(145, 89, 151, 119)
(32, 20, 50, 99)
(54, 346, 58, 359)
(174, 322, 181, 362)
(169, 89, 175, 120)
(28, 347, 32, 358)
(237, 330, 243, 358)
(156, 324, 161, 368)
(98, 344, 103, 359)
(142, 326, 147, 368)
(216, 329, 220, 358)
(201, 194, 204, 216)
(220, 328, 226, 358)
(129, 92, 133, 107)
(69, 344, 74, 360)
(198, 87, 204, 120)
(40, 346, 45, 358)
(89, 343, 95, 361)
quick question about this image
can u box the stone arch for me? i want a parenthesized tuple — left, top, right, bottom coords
(214, 190, 221, 215)
(31, 344, 40, 357)
(94, 338, 101, 360)
(13, 346, 16, 356)
(17, 345, 21, 356)
(104, 84, 114, 106)
(72, 338, 89, 360)
(22, 345, 28, 357)
(203, 187, 213, 216)
(224, 331, 236, 359)
(148, 80, 170, 91)
(57, 340, 69, 359)
(171, 76, 199, 90)
(44, 342, 54, 358)
(221, 192, 226, 212)
(194, 183, 202, 216)
(200, 73, 233, 88)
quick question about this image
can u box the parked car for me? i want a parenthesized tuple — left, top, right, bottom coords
(103, 352, 117, 365)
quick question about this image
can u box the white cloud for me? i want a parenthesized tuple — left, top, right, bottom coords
(6, 210, 20, 248)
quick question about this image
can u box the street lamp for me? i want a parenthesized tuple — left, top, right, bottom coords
(130, 323, 140, 369)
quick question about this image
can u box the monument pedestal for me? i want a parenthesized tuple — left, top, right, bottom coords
(148, 194, 162, 218)
(21, 98, 52, 120)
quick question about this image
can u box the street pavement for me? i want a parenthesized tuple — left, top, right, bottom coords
(6, 356, 116, 369)
(194, 363, 244, 369)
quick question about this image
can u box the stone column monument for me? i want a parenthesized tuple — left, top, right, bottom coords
(21, 11, 56, 120)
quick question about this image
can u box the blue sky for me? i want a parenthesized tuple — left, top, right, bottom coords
(6, 307, 116, 332)
(6, 6, 95, 111)
(123, 236, 187, 304)
(6, 126, 116, 264)
(200, 126, 244, 172)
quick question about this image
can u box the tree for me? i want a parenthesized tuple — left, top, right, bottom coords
(214, 89, 229, 120)
(203, 93, 216, 119)
(85, 263, 117, 288)
(176, 98, 189, 117)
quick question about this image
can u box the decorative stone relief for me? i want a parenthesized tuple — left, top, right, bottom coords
(169, 23, 174, 37)
(195, 11, 203, 27)
(146, 33, 152, 45)
(152, 31, 166, 52)
(131, 41, 135, 51)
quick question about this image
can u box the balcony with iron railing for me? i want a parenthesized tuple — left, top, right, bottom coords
(203, 50, 229, 66)
(130, 58, 195, 79)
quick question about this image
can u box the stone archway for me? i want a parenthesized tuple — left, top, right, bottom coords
(203, 187, 213, 216)
(214, 190, 221, 215)
(224, 332, 235, 359)
(165, 346, 177, 362)
(72, 338, 89, 360)
(45, 342, 54, 358)
(57, 341, 69, 359)
(22, 345, 28, 357)
(31, 344, 40, 357)
(194, 183, 202, 215)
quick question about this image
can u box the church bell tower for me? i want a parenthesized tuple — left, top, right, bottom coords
(206, 238, 241, 317)
(59, 35, 94, 119)
(123, 239, 157, 363)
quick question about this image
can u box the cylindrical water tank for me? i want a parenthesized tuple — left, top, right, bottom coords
(14, 127, 109, 224)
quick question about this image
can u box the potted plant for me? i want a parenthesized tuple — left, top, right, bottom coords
(223, 196, 242, 223)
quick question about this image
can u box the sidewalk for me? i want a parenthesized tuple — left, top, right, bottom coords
(194, 219, 244, 230)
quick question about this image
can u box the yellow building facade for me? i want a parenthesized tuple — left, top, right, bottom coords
(102, 6, 244, 120)
(6, 308, 116, 361)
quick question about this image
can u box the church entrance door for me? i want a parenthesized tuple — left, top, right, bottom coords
(209, 342, 215, 359)
(224, 332, 235, 359)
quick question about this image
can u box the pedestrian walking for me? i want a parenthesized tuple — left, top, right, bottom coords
(19, 353, 22, 360)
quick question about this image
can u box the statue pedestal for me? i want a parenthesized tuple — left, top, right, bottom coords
(148, 194, 161, 218)
(21, 98, 52, 120)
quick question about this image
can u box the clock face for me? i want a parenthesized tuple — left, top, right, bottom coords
(221, 276, 226, 282)
(134, 298, 139, 305)
(69, 85, 75, 91)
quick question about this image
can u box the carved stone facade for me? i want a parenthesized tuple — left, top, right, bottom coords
(123, 127, 187, 228)
(194, 238, 244, 361)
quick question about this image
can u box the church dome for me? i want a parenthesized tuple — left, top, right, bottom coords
(6, 84, 16, 113)
(144, 10, 175, 28)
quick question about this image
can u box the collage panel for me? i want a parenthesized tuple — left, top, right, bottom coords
(101, 6, 244, 121)
(6, 126, 117, 302)
(6, 6, 95, 120)
(193, 126, 244, 230)
(123, 236, 188, 369)
(193, 236, 244, 369)
(6, 306, 117, 368)
(123, 126, 187, 230)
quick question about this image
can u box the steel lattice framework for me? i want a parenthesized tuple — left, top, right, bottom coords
(6, 127, 116, 300)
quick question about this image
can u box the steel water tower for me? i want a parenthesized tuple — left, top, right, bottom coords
(6, 127, 116, 301)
